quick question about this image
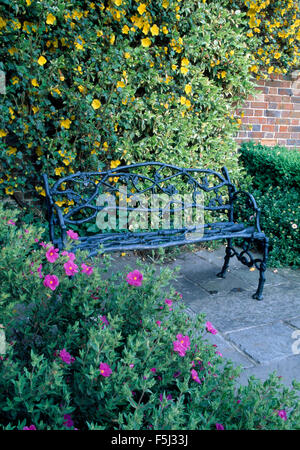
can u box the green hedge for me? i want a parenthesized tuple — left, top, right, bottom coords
(239, 141, 300, 191)
(239, 142, 300, 267)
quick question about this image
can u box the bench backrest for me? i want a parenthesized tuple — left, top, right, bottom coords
(43, 162, 236, 234)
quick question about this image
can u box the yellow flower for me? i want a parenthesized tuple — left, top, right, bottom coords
(60, 118, 72, 129)
(8, 47, 17, 56)
(97, 30, 103, 37)
(124, 52, 131, 59)
(184, 84, 192, 95)
(137, 3, 147, 15)
(110, 160, 121, 169)
(55, 200, 65, 207)
(74, 35, 85, 50)
(162, 26, 168, 34)
(63, 158, 71, 166)
(181, 57, 189, 67)
(268, 66, 274, 74)
(250, 65, 258, 73)
(5, 186, 14, 195)
(180, 67, 188, 75)
(117, 81, 125, 89)
(11, 77, 19, 85)
(78, 85, 86, 93)
(110, 34, 115, 45)
(91, 99, 101, 110)
(180, 96, 186, 105)
(122, 25, 129, 34)
(103, 142, 109, 151)
(274, 51, 281, 59)
(31, 78, 39, 87)
(114, 0, 122, 5)
(37, 56, 47, 66)
(55, 167, 65, 176)
(150, 24, 159, 36)
(46, 13, 56, 25)
(7, 147, 17, 156)
(32, 106, 39, 114)
(141, 37, 151, 47)
(162, 0, 169, 8)
(0, 129, 8, 138)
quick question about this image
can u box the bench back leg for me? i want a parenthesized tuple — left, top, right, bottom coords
(217, 238, 233, 278)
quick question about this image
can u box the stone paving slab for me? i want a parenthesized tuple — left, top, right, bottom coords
(225, 322, 297, 364)
(236, 354, 300, 388)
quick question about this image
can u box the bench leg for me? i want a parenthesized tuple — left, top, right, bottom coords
(217, 239, 233, 279)
(252, 237, 269, 301)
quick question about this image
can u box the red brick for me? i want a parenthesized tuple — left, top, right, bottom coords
(260, 139, 277, 146)
(268, 87, 278, 95)
(255, 86, 269, 94)
(262, 125, 276, 132)
(243, 109, 254, 117)
(248, 131, 265, 138)
(251, 102, 268, 109)
(254, 109, 263, 116)
(265, 95, 282, 103)
(279, 126, 288, 132)
(264, 132, 275, 138)
(275, 118, 290, 125)
(291, 119, 300, 125)
(275, 133, 291, 138)
(279, 103, 293, 111)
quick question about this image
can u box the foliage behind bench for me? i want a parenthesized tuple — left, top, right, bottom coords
(239, 142, 300, 267)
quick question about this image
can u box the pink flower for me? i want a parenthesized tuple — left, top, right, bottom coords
(129, 364, 135, 369)
(165, 299, 173, 311)
(64, 261, 79, 276)
(23, 424, 36, 430)
(7, 220, 16, 226)
(67, 229, 79, 240)
(59, 348, 75, 365)
(156, 321, 162, 327)
(43, 274, 59, 291)
(39, 241, 48, 248)
(46, 246, 59, 263)
(206, 321, 218, 335)
(37, 264, 43, 279)
(126, 270, 143, 286)
(81, 263, 93, 276)
(63, 414, 74, 428)
(99, 315, 109, 328)
(62, 251, 76, 261)
(99, 362, 112, 377)
(150, 368, 156, 373)
(173, 334, 191, 357)
(215, 351, 223, 357)
(277, 410, 287, 421)
(191, 369, 201, 384)
(216, 423, 224, 430)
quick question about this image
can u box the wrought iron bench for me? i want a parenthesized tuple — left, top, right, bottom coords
(43, 162, 269, 300)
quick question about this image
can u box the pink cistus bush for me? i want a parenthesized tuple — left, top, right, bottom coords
(0, 205, 299, 430)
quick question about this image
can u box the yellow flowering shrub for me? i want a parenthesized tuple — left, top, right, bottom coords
(0, 0, 257, 200)
(225, 0, 300, 78)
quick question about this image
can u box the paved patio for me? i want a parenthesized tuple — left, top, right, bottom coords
(105, 245, 300, 389)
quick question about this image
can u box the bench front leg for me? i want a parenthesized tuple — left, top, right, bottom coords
(252, 236, 269, 301)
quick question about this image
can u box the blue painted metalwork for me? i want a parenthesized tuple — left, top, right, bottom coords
(43, 162, 268, 300)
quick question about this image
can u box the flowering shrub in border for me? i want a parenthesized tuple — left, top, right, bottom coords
(0, 204, 299, 430)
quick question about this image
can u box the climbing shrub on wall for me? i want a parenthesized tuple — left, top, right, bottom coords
(0, 0, 255, 207)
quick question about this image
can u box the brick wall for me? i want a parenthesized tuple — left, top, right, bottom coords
(235, 70, 300, 149)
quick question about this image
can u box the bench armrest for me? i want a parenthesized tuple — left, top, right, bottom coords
(231, 190, 262, 233)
